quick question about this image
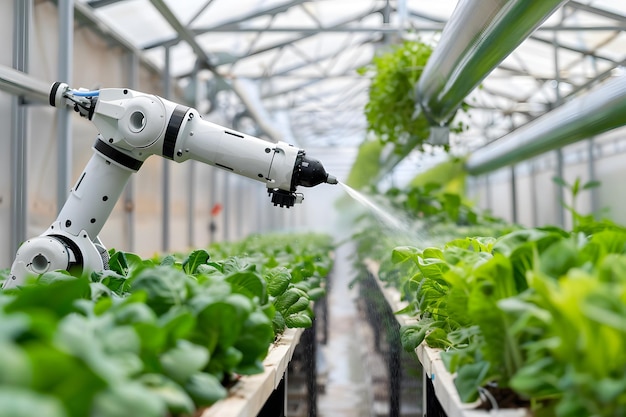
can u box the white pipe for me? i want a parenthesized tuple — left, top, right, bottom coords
(416, 0, 567, 126)
(466, 75, 626, 175)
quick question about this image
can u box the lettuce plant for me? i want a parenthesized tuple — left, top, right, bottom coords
(0, 232, 333, 417)
(396, 223, 626, 415)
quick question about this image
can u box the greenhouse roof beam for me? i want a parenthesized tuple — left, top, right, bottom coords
(566, 58, 626, 97)
(182, 25, 444, 33)
(254, 41, 374, 79)
(49, 0, 162, 77)
(529, 34, 620, 66)
(143, 0, 310, 50)
(149, 0, 216, 70)
(407, 8, 446, 24)
(174, 8, 380, 80)
(416, 0, 568, 127)
(261, 63, 369, 98)
(148, 0, 289, 141)
(465, 75, 626, 175)
(188, 0, 217, 26)
(216, 9, 380, 63)
(567, 1, 626, 23)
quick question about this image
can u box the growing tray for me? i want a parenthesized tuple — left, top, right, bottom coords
(200, 327, 303, 417)
(364, 260, 530, 417)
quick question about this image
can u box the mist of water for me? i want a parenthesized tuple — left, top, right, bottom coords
(339, 182, 407, 230)
(337, 181, 429, 245)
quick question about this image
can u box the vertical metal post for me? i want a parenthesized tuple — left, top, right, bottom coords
(484, 174, 492, 212)
(530, 160, 538, 227)
(381, 0, 391, 44)
(162, 46, 171, 252)
(389, 329, 401, 417)
(209, 168, 218, 244)
(187, 61, 200, 248)
(587, 138, 598, 216)
(510, 165, 518, 224)
(586, 31, 600, 219)
(11, 0, 32, 258)
(223, 173, 230, 241)
(556, 149, 565, 227)
(397, 0, 407, 30)
(554, 10, 565, 227)
(237, 181, 243, 239)
(124, 52, 139, 252)
(236, 179, 244, 239)
(302, 325, 317, 417)
(56, 0, 74, 212)
(188, 162, 196, 247)
(257, 186, 265, 234)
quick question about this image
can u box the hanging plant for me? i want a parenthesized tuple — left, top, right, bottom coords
(358, 39, 468, 156)
(358, 40, 433, 152)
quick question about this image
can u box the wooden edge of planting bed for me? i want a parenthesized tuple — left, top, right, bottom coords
(200, 327, 304, 417)
(363, 259, 531, 417)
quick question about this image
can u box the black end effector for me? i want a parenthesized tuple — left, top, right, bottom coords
(269, 189, 299, 208)
(267, 152, 337, 208)
(293, 153, 338, 187)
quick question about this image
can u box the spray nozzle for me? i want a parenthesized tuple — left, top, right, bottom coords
(326, 174, 338, 185)
(293, 154, 337, 188)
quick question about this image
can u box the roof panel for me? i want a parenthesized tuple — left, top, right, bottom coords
(92, 0, 177, 48)
(78, 0, 626, 153)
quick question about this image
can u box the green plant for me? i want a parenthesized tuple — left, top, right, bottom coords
(395, 222, 626, 415)
(552, 176, 601, 229)
(358, 40, 433, 153)
(0, 232, 334, 417)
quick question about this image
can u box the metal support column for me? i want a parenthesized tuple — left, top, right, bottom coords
(56, 0, 74, 212)
(11, 0, 32, 258)
(187, 62, 201, 248)
(485, 174, 493, 210)
(188, 162, 196, 247)
(553, 13, 565, 228)
(556, 149, 565, 227)
(209, 168, 219, 244)
(587, 138, 599, 216)
(223, 173, 231, 242)
(510, 165, 518, 224)
(235, 177, 243, 240)
(124, 52, 139, 252)
(162, 46, 172, 252)
(530, 161, 538, 227)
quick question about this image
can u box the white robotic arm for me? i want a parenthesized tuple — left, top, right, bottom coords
(3, 83, 337, 289)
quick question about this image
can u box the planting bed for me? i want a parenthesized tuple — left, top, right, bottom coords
(0, 232, 333, 417)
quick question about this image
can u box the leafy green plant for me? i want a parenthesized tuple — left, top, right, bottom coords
(0, 232, 333, 417)
(394, 222, 626, 415)
(358, 40, 433, 152)
(552, 176, 601, 229)
(353, 40, 469, 182)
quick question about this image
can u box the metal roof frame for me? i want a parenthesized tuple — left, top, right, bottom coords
(9, 0, 626, 159)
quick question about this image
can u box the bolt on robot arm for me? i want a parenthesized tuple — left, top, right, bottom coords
(3, 83, 337, 289)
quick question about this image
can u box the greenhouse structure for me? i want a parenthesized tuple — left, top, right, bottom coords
(1, 1, 626, 417)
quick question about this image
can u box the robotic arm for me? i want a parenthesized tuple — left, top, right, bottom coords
(3, 83, 337, 289)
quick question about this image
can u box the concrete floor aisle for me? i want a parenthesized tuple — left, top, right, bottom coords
(317, 241, 374, 417)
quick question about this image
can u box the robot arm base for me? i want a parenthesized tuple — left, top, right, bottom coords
(3, 227, 108, 290)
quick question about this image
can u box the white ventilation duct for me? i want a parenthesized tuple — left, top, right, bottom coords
(416, 0, 567, 126)
(466, 75, 626, 175)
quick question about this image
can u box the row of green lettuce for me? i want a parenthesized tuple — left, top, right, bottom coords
(0, 232, 333, 417)
(350, 180, 626, 417)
